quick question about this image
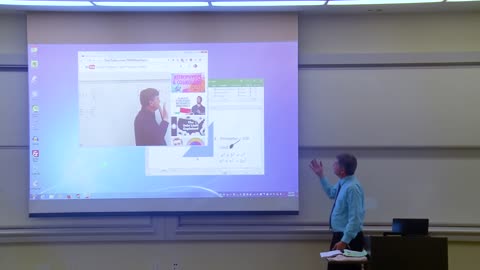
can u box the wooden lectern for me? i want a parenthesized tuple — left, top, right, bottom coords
(367, 235, 448, 270)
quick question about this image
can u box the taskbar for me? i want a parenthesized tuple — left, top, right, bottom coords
(29, 191, 298, 200)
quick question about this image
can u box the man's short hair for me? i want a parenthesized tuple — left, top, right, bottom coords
(139, 88, 159, 107)
(336, 153, 357, 176)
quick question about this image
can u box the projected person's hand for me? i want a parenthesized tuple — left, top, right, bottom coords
(309, 159, 324, 178)
(160, 103, 169, 122)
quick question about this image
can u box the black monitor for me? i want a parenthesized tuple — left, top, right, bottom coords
(391, 218, 429, 236)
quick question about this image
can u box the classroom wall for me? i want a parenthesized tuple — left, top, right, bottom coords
(1, 11, 480, 270)
(0, 240, 479, 270)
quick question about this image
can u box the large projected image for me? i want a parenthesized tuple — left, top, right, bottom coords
(29, 41, 297, 213)
(27, 16, 298, 214)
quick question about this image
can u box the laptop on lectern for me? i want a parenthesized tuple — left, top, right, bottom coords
(389, 218, 429, 236)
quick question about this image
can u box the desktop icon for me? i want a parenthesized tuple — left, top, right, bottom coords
(32, 105, 40, 112)
(32, 150, 40, 158)
(31, 60, 39, 68)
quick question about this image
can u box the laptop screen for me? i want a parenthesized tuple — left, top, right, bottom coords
(392, 218, 429, 236)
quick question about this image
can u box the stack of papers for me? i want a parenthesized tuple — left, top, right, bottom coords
(320, 250, 343, 258)
(320, 249, 368, 259)
(327, 255, 368, 263)
(343, 249, 368, 257)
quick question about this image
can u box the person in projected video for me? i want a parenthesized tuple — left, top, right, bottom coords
(191, 95, 205, 115)
(310, 153, 365, 270)
(134, 88, 169, 146)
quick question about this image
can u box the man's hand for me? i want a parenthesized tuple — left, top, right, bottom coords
(332, 241, 347, 251)
(160, 103, 169, 122)
(309, 159, 324, 178)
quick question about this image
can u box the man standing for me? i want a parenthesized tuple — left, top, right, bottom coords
(310, 153, 365, 270)
(134, 88, 169, 146)
(191, 96, 205, 115)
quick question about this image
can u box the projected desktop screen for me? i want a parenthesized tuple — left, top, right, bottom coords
(27, 13, 298, 215)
